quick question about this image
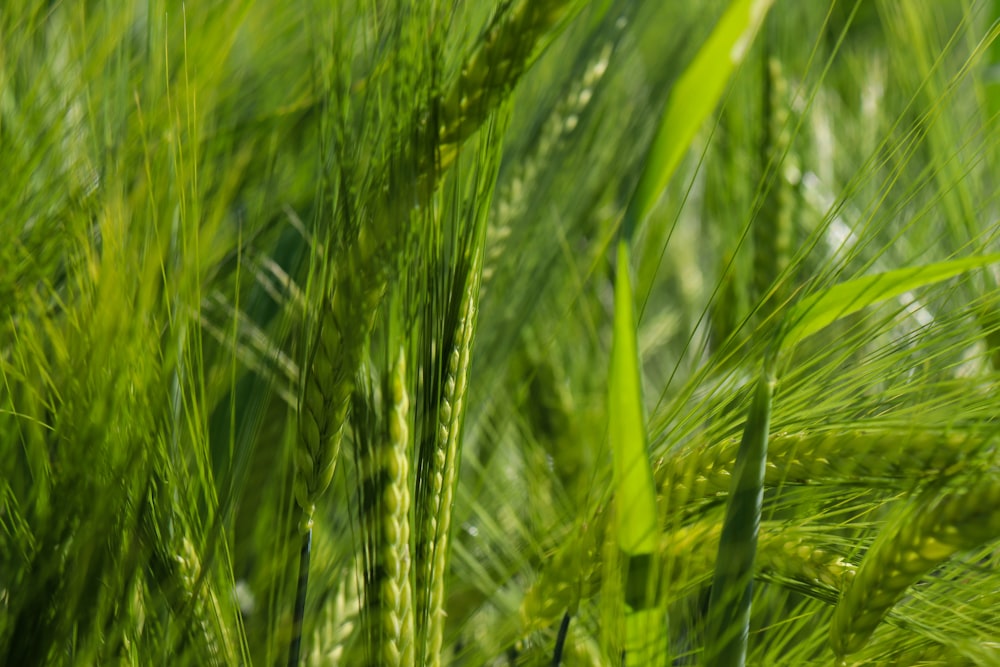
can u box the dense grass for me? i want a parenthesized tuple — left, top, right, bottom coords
(3, 0, 1000, 665)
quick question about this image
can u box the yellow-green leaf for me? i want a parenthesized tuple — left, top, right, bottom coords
(622, 0, 775, 241)
(609, 240, 658, 557)
(784, 253, 1000, 349)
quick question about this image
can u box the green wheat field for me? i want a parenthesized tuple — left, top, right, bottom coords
(4, 0, 1000, 665)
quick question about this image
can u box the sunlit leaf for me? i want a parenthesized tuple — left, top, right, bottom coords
(784, 253, 1000, 349)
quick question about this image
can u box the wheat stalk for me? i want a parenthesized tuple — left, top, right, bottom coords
(830, 474, 1000, 659)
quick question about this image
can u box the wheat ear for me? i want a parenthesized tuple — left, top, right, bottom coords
(657, 428, 981, 507)
(413, 251, 482, 667)
(752, 55, 794, 318)
(522, 518, 857, 631)
(291, 180, 414, 666)
(437, 0, 581, 152)
(830, 474, 1000, 658)
(157, 535, 238, 666)
(355, 348, 414, 667)
(483, 24, 618, 295)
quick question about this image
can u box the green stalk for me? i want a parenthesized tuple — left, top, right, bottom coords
(287, 529, 311, 667)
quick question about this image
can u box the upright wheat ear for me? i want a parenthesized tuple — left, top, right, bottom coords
(753, 55, 794, 318)
(830, 475, 1000, 658)
(296, 178, 416, 528)
(357, 348, 414, 667)
(291, 190, 410, 666)
(414, 254, 481, 667)
(296, 282, 382, 530)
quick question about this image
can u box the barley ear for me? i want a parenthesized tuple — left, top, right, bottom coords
(484, 20, 620, 297)
(753, 54, 794, 320)
(156, 534, 238, 666)
(427, 287, 478, 666)
(756, 532, 856, 592)
(830, 475, 1000, 658)
(291, 214, 401, 666)
(657, 428, 983, 508)
(414, 253, 482, 667)
(296, 240, 393, 527)
(438, 0, 581, 151)
(356, 347, 414, 667)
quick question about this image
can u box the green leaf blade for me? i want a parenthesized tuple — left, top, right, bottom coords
(622, 0, 775, 241)
(784, 253, 1000, 349)
(704, 367, 775, 667)
(609, 240, 659, 558)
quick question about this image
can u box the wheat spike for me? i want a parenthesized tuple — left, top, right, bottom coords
(308, 566, 360, 666)
(414, 253, 481, 667)
(664, 521, 856, 594)
(830, 474, 1000, 658)
(427, 291, 477, 665)
(483, 30, 617, 295)
(355, 348, 414, 667)
(757, 533, 856, 591)
(155, 534, 238, 666)
(296, 179, 420, 527)
(656, 428, 981, 508)
(523, 427, 981, 630)
(438, 0, 580, 151)
(752, 55, 795, 317)
(521, 518, 857, 631)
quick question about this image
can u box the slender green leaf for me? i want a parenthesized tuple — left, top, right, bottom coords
(622, 0, 775, 241)
(704, 365, 775, 667)
(609, 239, 665, 665)
(609, 241, 658, 557)
(784, 253, 1000, 349)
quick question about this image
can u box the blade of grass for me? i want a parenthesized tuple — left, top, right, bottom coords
(703, 362, 775, 667)
(609, 240, 658, 558)
(609, 240, 663, 664)
(622, 0, 775, 242)
(783, 253, 1000, 348)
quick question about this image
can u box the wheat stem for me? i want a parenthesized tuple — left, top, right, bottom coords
(287, 530, 311, 667)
